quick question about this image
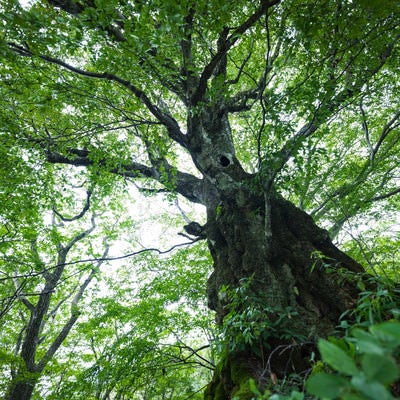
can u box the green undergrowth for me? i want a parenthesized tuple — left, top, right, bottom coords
(229, 273, 400, 400)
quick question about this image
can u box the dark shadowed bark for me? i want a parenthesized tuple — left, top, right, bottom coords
(203, 185, 364, 398)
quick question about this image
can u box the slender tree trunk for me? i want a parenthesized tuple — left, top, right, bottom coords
(5, 221, 99, 400)
(203, 183, 364, 399)
(6, 374, 38, 400)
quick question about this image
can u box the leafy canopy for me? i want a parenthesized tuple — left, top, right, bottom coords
(0, 0, 399, 398)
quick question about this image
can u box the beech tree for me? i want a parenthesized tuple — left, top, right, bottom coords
(1, 0, 399, 398)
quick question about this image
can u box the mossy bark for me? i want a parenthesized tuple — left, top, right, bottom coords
(203, 184, 363, 399)
(204, 354, 256, 400)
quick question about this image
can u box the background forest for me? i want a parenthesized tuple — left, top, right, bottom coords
(0, 0, 399, 399)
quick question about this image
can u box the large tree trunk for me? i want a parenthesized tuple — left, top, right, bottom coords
(203, 182, 364, 399)
(183, 108, 364, 399)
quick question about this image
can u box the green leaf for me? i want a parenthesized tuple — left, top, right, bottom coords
(370, 321, 400, 346)
(361, 353, 399, 384)
(318, 339, 359, 375)
(288, 391, 304, 400)
(351, 376, 394, 400)
(352, 329, 385, 355)
(306, 372, 349, 399)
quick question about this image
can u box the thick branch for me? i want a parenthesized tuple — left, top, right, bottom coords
(47, 150, 205, 204)
(191, 0, 281, 104)
(180, 7, 198, 102)
(47, 0, 126, 42)
(48, 0, 85, 15)
(359, 101, 374, 157)
(8, 42, 187, 148)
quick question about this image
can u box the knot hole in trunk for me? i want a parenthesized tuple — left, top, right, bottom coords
(219, 155, 230, 167)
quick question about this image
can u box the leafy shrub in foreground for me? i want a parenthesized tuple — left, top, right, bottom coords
(306, 321, 400, 400)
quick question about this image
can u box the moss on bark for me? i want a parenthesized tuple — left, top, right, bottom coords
(204, 189, 364, 399)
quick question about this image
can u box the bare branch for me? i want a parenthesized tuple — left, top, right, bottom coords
(372, 109, 400, 160)
(1, 239, 203, 285)
(327, 179, 400, 240)
(60, 214, 96, 257)
(226, 10, 284, 114)
(54, 239, 203, 269)
(370, 186, 400, 202)
(359, 100, 374, 158)
(227, 48, 255, 86)
(53, 189, 93, 222)
(161, 342, 214, 371)
(12, 279, 34, 312)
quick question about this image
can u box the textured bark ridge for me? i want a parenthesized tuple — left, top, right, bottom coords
(204, 184, 364, 399)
